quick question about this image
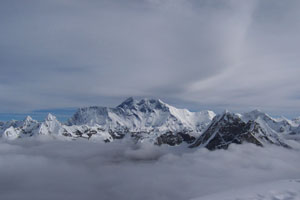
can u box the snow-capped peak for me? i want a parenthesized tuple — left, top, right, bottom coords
(22, 116, 37, 126)
(241, 109, 296, 134)
(38, 113, 61, 135)
(117, 97, 137, 109)
(0, 98, 298, 148)
(118, 97, 168, 113)
(242, 109, 277, 125)
(68, 97, 216, 136)
(22, 115, 38, 129)
(215, 110, 240, 123)
(24, 116, 33, 122)
(45, 113, 57, 121)
(242, 109, 270, 120)
(2, 126, 19, 140)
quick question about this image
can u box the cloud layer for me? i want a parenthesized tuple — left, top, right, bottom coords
(0, 0, 300, 116)
(0, 139, 299, 200)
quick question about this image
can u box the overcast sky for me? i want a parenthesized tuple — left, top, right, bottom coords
(0, 0, 300, 117)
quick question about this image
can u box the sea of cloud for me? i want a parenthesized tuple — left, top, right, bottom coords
(0, 138, 299, 200)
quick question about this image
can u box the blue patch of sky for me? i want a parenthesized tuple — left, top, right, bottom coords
(0, 108, 77, 122)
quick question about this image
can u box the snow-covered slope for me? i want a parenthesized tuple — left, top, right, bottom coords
(190, 111, 289, 150)
(68, 97, 215, 134)
(66, 97, 215, 145)
(0, 98, 215, 144)
(0, 98, 299, 148)
(0, 114, 113, 142)
(242, 109, 295, 134)
(292, 117, 300, 126)
(37, 114, 62, 136)
(1, 116, 40, 140)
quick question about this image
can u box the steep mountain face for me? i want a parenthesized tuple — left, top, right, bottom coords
(240, 109, 300, 143)
(287, 125, 300, 141)
(0, 119, 25, 134)
(0, 98, 298, 149)
(68, 97, 215, 132)
(2, 116, 40, 140)
(67, 97, 215, 145)
(1, 114, 114, 142)
(292, 117, 300, 126)
(190, 111, 290, 150)
(241, 110, 294, 134)
(0, 98, 215, 145)
(37, 114, 62, 136)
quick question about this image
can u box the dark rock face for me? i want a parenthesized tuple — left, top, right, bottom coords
(155, 131, 196, 146)
(177, 132, 196, 144)
(155, 132, 183, 146)
(117, 97, 169, 113)
(190, 112, 289, 150)
(108, 130, 126, 139)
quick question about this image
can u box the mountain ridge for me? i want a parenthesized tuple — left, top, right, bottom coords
(0, 97, 299, 150)
(190, 111, 290, 149)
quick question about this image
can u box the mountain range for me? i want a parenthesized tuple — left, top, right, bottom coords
(1, 97, 299, 150)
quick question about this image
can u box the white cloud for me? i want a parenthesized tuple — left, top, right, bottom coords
(0, 139, 299, 200)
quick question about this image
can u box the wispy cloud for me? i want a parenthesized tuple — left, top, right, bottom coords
(0, 0, 299, 116)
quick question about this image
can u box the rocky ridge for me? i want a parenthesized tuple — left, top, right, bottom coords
(0, 98, 299, 150)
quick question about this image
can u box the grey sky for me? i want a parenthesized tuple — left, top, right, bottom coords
(0, 0, 299, 116)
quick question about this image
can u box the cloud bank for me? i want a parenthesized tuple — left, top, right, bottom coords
(0, 139, 299, 200)
(0, 0, 300, 116)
